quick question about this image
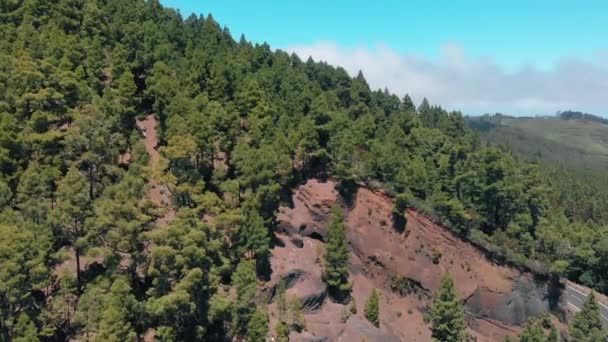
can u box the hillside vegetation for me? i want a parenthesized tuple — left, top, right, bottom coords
(468, 113, 608, 169)
(0, 1, 606, 341)
(468, 113, 608, 223)
(469, 113, 608, 289)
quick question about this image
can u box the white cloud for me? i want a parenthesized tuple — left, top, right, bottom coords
(285, 42, 608, 116)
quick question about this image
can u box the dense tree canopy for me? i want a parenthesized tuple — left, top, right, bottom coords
(0, 0, 606, 340)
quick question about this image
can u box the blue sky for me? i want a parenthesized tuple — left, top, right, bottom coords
(161, 0, 608, 116)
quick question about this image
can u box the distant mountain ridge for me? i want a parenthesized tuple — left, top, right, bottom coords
(466, 111, 608, 170)
(557, 110, 608, 125)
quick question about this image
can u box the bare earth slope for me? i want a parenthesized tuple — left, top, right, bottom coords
(271, 179, 566, 341)
(136, 114, 175, 225)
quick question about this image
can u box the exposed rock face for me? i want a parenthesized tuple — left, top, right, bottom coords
(269, 179, 565, 341)
(466, 277, 557, 326)
(268, 235, 327, 313)
(276, 179, 337, 240)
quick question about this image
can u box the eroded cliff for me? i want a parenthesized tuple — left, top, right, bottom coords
(269, 179, 565, 341)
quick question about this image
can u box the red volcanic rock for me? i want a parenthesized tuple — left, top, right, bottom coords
(268, 235, 327, 313)
(270, 179, 564, 341)
(276, 179, 338, 240)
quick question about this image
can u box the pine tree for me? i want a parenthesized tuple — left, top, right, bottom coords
(0, 179, 10, 210)
(231, 260, 258, 337)
(12, 313, 40, 342)
(247, 306, 269, 342)
(49, 167, 91, 286)
(418, 97, 432, 127)
(570, 292, 607, 341)
(91, 169, 149, 276)
(236, 208, 270, 261)
(96, 278, 137, 342)
(16, 161, 60, 224)
(401, 94, 415, 112)
(519, 317, 545, 342)
(324, 206, 351, 301)
(429, 273, 468, 342)
(364, 289, 380, 327)
(0, 216, 52, 340)
(64, 104, 113, 200)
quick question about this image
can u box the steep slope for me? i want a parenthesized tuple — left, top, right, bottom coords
(136, 114, 175, 225)
(271, 179, 566, 341)
(5, 1, 607, 340)
(466, 114, 608, 293)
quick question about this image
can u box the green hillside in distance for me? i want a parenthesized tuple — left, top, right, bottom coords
(468, 111, 608, 226)
(467, 113, 608, 170)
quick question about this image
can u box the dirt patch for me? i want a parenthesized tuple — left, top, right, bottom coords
(136, 115, 161, 165)
(53, 257, 83, 279)
(53, 247, 104, 279)
(136, 114, 175, 225)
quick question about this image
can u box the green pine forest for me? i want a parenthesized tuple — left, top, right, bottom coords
(0, 0, 607, 340)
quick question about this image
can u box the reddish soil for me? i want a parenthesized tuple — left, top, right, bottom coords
(136, 114, 175, 225)
(136, 115, 160, 165)
(270, 179, 567, 341)
(276, 179, 338, 239)
(270, 235, 325, 303)
(348, 187, 518, 301)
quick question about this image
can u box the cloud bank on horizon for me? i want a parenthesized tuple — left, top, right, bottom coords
(286, 42, 608, 116)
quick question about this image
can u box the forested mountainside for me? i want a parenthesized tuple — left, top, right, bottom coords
(467, 113, 608, 170)
(467, 112, 608, 224)
(0, 1, 607, 341)
(467, 113, 608, 290)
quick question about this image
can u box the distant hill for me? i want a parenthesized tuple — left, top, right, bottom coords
(558, 110, 608, 125)
(466, 113, 608, 170)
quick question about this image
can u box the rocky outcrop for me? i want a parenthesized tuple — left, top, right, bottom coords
(347, 187, 564, 323)
(466, 276, 560, 325)
(264, 266, 328, 313)
(268, 234, 327, 311)
(299, 287, 327, 313)
(276, 180, 337, 240)
(269, 179, 566, 341)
